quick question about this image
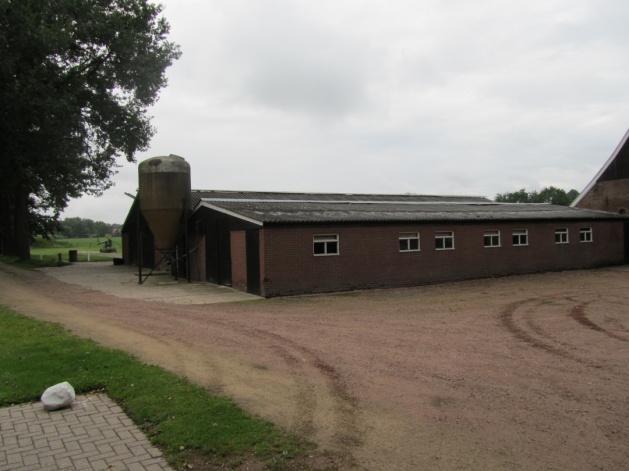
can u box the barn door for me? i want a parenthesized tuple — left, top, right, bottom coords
(246, 230, 260, 294)
(624, 222, 629, 263)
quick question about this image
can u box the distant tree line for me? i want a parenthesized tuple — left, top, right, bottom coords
(495, 187, 579, 206)
(56, 218, 121, 238)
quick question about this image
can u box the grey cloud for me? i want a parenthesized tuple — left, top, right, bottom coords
(216, 0, 371, 116)
(62, 0, 629, 223)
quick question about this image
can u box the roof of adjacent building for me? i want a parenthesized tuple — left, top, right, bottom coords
(572, 128, 629, 207)
(191, 190, 626, 225)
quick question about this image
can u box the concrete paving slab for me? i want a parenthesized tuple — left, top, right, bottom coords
(39, 262, 260, 305)
(0, 393, 172, 471)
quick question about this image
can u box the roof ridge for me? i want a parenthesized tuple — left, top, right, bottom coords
(199, 198, 557, 206)
(190, 189, 488, 199)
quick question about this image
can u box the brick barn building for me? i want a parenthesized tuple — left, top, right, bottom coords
(573, 129, 629, 214)
(123, 188, 627, 297)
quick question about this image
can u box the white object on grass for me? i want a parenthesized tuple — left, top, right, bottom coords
(41, 381, 76, 411)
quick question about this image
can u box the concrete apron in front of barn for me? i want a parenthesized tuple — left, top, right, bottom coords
(39, 262, 260, 305)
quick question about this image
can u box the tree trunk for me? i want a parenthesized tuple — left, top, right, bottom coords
(0, 190, 16, 256)
(0, 192, 7, 255)
(13, 185, 30, 260)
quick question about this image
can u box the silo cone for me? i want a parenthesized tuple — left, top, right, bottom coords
(138, 155, 191, 270)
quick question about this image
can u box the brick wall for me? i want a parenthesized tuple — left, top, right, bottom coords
(576, 179, 629, 214)
(259, 220, 625, 296)
(230, 230, 247, 291)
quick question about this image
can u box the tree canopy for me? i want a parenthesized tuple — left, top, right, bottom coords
(0, 0, 180, 258)
(495, 187, 580, 206)
(57, 217, 120, 238)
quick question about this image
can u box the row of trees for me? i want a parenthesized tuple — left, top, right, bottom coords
(495, 187, 579, 206)
(0, 0, 180, 259)
(57, 217, 121, 238)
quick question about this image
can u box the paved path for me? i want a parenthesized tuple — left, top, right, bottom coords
(40, 262, 260, 304)
(0, 393, 172, 471)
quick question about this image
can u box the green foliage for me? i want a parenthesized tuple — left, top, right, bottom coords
(28, 236, 122, 262)
(32, 236, 121, 251)
(0, 254, 69, 268)
(58, 217, 120, 238)
(495, 186, 580, 206)
(0, 306, 307, 468)
(0, 0, 180, 258)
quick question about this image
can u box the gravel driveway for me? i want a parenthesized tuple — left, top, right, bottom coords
(1, 262, 629, 470)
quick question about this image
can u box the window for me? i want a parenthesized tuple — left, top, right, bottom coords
(399, 232, 420, 252)
(579, 227, 593, 243)
(555, 229, 569, 244)
(313, 234, 339, 255)
(512, 229, 528, 246)
(483, 230, 501, 248)
(435, 231, 454, 250)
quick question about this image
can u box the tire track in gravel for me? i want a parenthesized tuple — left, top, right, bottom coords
(521, 300, 580, 351)
(156, 311, 362, 464)
(603, 316, 629, 334)
(225, 322, 363, 453)
(97, 302, 324, 442)
(499, 298, 604, 369)
(569, 303, 629, 343)
(268, 344, 317, 437)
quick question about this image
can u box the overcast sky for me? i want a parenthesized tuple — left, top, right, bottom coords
(63, 0, 629, 223)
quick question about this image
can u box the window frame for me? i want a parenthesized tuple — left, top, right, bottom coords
(399, 232, 420, 252)
(434, 231, 455, 251)
(312, 234, 340, 256)
(483, 230, 501, 248)
(512, 229, 529, 247)
(554, 228, 569, 244)
(579, 227, 593, 243)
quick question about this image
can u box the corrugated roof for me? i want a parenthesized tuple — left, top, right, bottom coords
(191, 189, 490, 208)
(192, 190, 626, 225)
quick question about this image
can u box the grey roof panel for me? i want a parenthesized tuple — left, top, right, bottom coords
(195, 194, 627, 224)
(191, 189, 490, 208)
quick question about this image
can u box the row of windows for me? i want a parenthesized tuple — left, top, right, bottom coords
(312, 228, 594, 256)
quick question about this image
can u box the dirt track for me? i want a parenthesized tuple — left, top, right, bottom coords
(1, 263, 629, 470)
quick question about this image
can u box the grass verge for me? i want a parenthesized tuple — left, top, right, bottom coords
(32, 236, 122, 252)
(0, 254, 68, 269)
(0, 305, 309, 469)
(31, 236, 121, 263)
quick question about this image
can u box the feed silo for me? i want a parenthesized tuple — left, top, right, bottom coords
(138, 155, 191, 259)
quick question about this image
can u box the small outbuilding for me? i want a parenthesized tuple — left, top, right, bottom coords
(123, 182, 627, 297)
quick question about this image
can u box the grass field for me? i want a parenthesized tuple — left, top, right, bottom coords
(0, 255, 69, 269)
(0, 305, 307, 469)
(30, 236, 122, 263)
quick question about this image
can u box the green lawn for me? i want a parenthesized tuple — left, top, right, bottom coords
(30, 236, 122, 263)
(0, 254, 69, 269)
(0, 306, 308, 469)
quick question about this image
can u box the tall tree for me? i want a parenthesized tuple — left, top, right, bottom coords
(495, 186, 579, 206)
(0, 0, 180, 258)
